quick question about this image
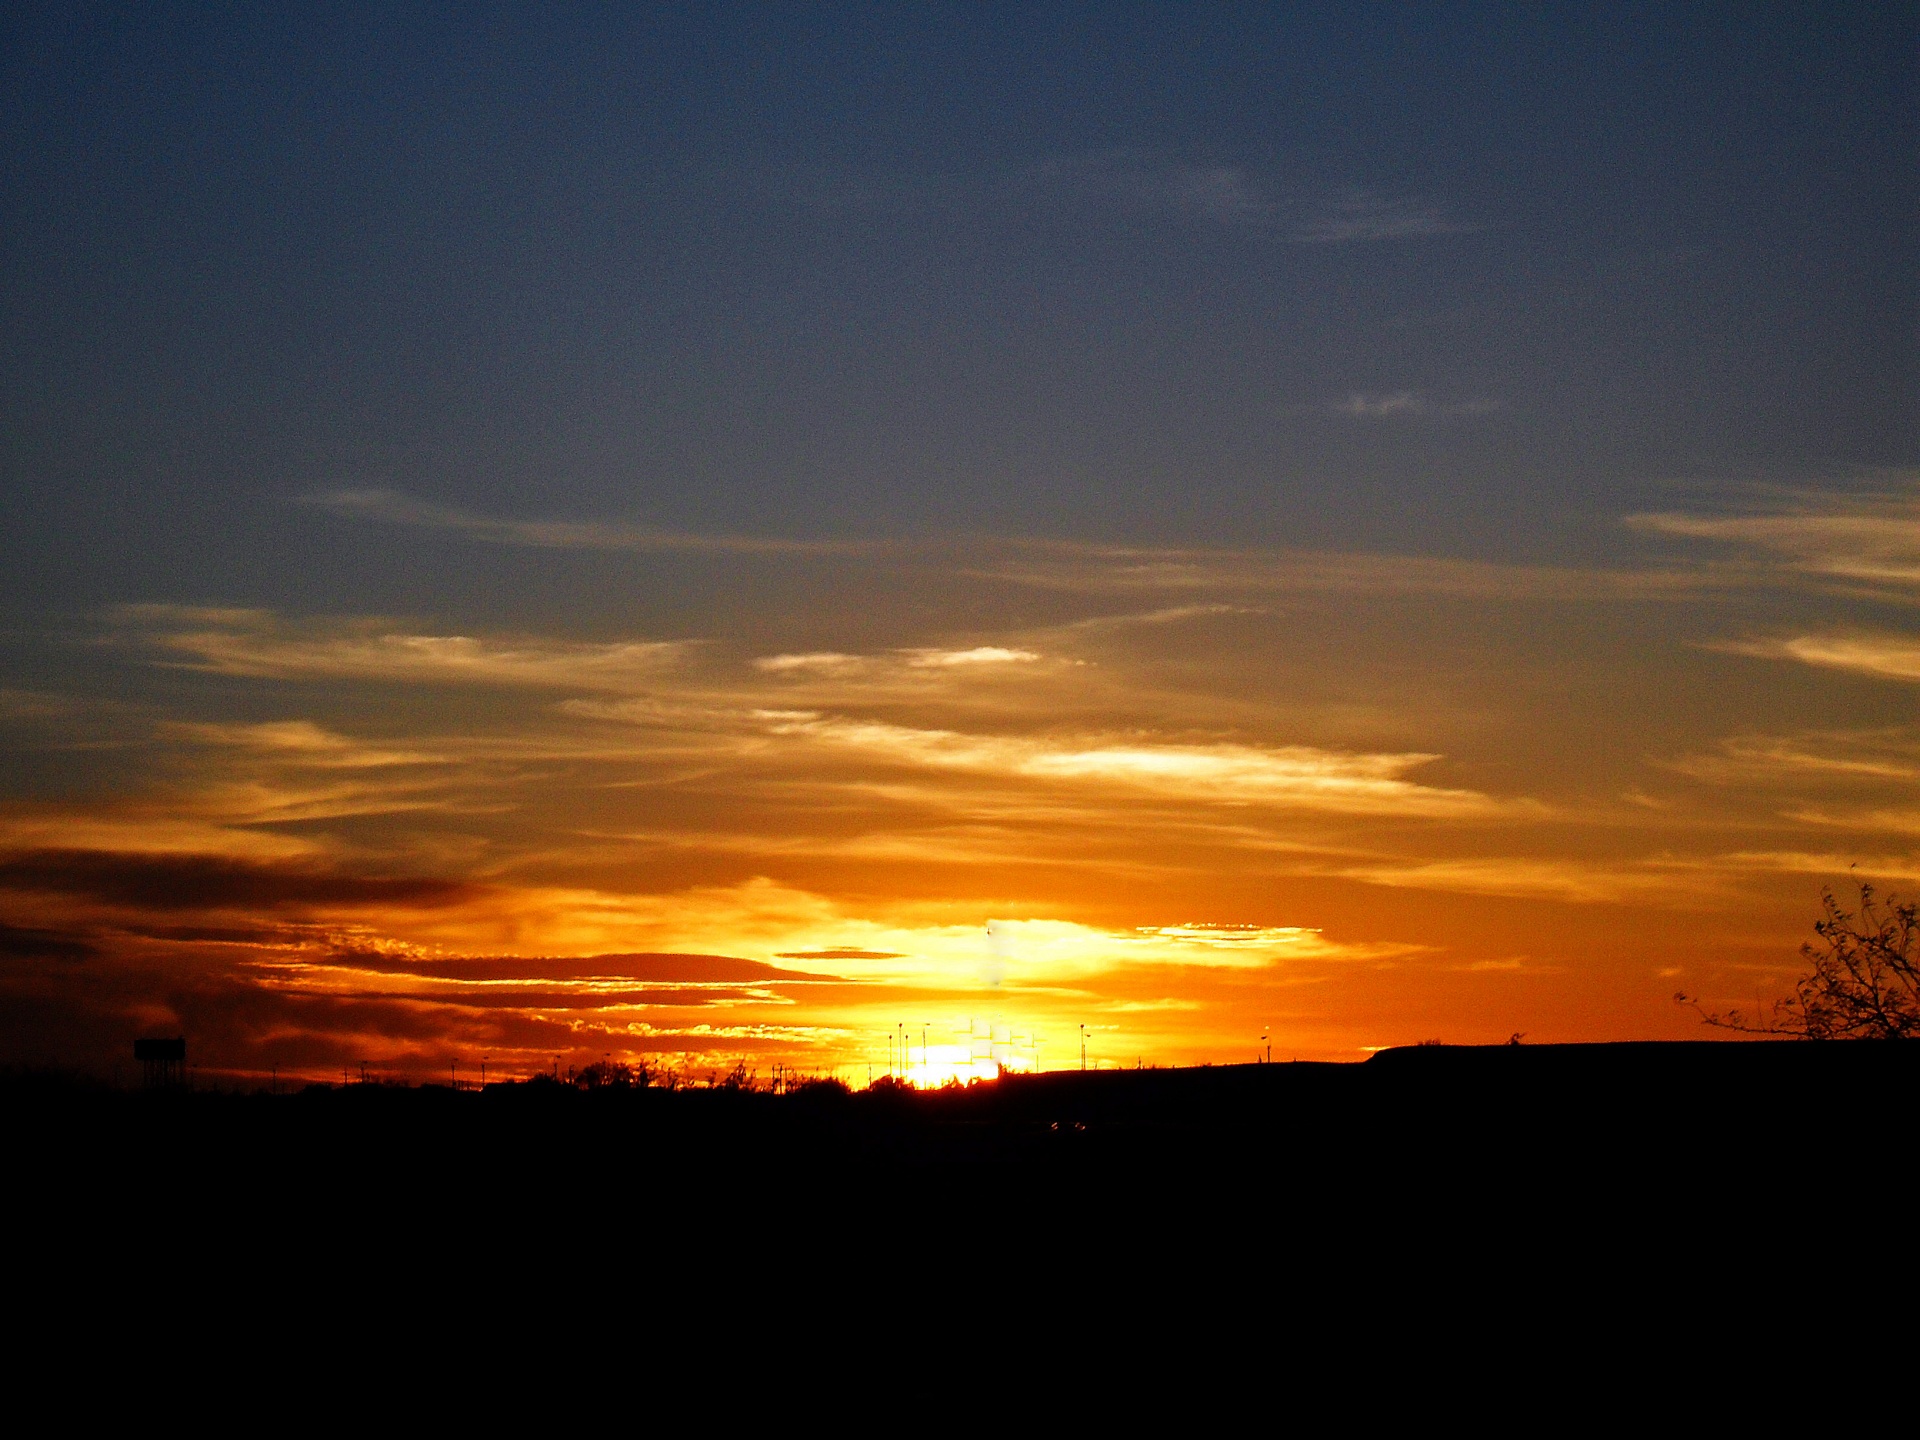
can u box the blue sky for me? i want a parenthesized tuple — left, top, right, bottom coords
(5, 5, 1908, 601)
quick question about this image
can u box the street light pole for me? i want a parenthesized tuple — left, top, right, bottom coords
(1079, 1023, 1086, 1071)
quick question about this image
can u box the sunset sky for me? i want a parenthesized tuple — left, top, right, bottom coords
(2, 5, 1913, 1083)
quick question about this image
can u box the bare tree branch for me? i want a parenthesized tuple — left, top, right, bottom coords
(1681, 883, 1920, 1041)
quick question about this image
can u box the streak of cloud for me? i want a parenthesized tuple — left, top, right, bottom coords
(1629, 483, 1920, 600)
(1330, 856, 1710, 905)
(303, 488, 867, 556)
(903, 647, 1041, 667)
(164, 721, 443, 769)
(300, 491, 1717, 604)
(1330, 392, 1503, 419)
(1668, 730, 1920, 784)
(753, 652, 867, 675)
(1290, 191, 1482, 243)
(970, 541, 1712, 602)
(1711, 633, 1920, 684)
(759, 713, 1515, 817)
(797, 152, 1479, 247)
(120, 606, 689, 691)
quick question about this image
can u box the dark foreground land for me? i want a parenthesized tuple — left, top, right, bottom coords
(19, 1043, 1893, 1354)
(11, 1039, 1915, 1314)
(12, 1041, 1912, 1198)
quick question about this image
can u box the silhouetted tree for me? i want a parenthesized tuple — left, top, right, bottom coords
(1681, 882, 1919, 1039)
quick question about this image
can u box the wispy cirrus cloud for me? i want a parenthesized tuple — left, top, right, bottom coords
(163, 720, 443, 769)
(119, 605, 689, 691)
(301, 489, 1712, 604)
(1628, 482, 1920, 600)
(797, 151, 1479, 243)
(752, 652, 865, 675)
(0, 689, 79, 721)
(1328, 855, 1690, 905)
(1017, 154, 1279, 222)
(1052, 164, 1478, 239)
(753, 646, 1041, 675)
(1290, 190, 1481, 243)
(1785, 807, 1920, 837)
(1322, 851, 1861, 906)
(1633, 486, 1920, 688)
(1695, 850, 1920, 885)
(1662, 728, 1920, 847)
(755, 712, 1513, 817)
(932, 152, 1286, 225)
(1170, 164, 1275, 222)
(303, 488, 864, 557)
(903, 646, 1041, 668)
(103, 608, 1528, 858)
(1330, 391, 1503, 419)
(1710, 633, 1920, 684)
(1669, 729, 1920, 785)
(968, 540, 1710, 603)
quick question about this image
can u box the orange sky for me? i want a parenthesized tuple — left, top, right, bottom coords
(5, 494, 1918, 1084)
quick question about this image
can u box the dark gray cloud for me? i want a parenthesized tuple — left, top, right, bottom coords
(0, 850, 480, 912)
(0, 923, 98, 963)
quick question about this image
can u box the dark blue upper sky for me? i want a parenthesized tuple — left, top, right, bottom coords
(3, 3, 1912, 619)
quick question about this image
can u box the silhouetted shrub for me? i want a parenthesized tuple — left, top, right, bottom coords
(788, 1076, 850, 1099)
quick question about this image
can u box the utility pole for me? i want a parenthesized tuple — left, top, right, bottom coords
(1080, 1023, 1087, 1071)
